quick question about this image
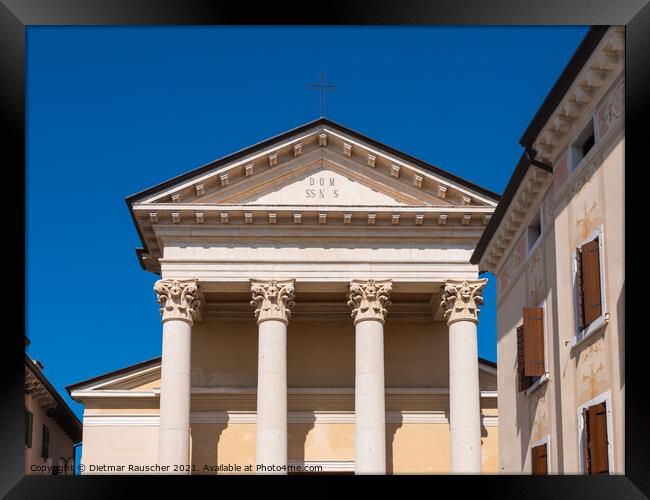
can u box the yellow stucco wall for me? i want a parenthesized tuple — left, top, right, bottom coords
(494, 69, 624, 474)
(79, 316, 499, 474)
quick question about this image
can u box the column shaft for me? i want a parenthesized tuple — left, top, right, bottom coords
(347, 279, 392, 475)
(441, 278, 487, 474)
(154, 279, 202, 474)
(448, 319, 482, 473)
(250, 279, 295, 475)
(255, 319, 288, 473)
(355, 319, 386, 474)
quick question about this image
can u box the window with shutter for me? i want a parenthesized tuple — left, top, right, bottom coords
(584, 402, 609, 475)
(41, 425, 50, 459)
(523, 307, 545, 377)
(517, 325, 532, 392)
(25, 409, 33, 448)
(581, 238, 602, 327)
(531, 443, 548, 475)
(575, 247, 585, 330)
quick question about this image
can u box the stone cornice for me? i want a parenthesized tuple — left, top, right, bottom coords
(154, 279, 204, 324)
(478, 27, 624, 276)
(531, 27, 624, 164)
(250, 279, 295, 325)
(25, 367, 57, 412)
(479, 167, 551, 274)
(347, 279, 393, 325)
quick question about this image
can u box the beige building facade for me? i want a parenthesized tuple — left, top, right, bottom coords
(25, 338, 82, 475)
(471, 26, 624, 475)
(68, 118, 501, 474)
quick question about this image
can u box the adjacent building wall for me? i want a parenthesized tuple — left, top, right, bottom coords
(495, 57, 624, 474)
(25, 393, 76, 475)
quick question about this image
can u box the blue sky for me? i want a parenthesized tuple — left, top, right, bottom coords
(26, 26, 588, 419)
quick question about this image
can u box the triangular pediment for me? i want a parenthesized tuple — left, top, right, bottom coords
(197, 156, 437, 207)
(127, 118, 500, 274)
(130, 118, 499, 210)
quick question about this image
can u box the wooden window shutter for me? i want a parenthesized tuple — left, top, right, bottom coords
(41, 425, 50, 459)
(516, 326, 532, 392)
(585, 402, 610, 475)
(581, 238, 602, 326)
(523, 307, 545, 377)
(531, 443, 548, 475)
(575, 247, 585, 330)
(25, 409, 33, 448)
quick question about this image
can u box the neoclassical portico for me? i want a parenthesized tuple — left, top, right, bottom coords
(153, 275, 487, 474)
(117, 117, 500, 474)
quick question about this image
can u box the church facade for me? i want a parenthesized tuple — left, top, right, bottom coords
(471, 26, 624, 475)
(68, 118, 500, 474)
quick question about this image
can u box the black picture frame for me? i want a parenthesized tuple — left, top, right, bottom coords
(2, 1, 647, 497)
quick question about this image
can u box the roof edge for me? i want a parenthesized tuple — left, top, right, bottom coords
(26, 355, 82, 441)
(470, 151, 533, 266)
(66, 355, 162, 394)
(519, 26, 610, 147)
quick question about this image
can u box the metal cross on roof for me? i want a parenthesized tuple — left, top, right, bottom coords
(308, 73, 336, 117)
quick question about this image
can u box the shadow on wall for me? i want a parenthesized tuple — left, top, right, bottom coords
(617, 284, 624, 391)
(288, 415, 316, 468)
(386, 417, 405, 474)
(190, 423, 228, 475)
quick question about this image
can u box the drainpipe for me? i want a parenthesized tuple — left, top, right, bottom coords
(72, 442, 82, 475)
(525, 146, 554, 173)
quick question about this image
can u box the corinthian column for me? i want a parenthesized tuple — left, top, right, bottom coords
(250, 279, 295, 474)
(440, 278, 487, 474)
(347, 279, 392, 474)
(154, 279, 203, 473)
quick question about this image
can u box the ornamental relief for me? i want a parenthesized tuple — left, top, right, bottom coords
(541, 189, 554, 230)
(526, 246, 546, 306)
(250, 279, 296, 325)
(596, 78, 624, 140)
(347, 280, 393, 324)
(497, 234, 526, 298)
(576, 337, 608, 403)
(440, 279, 487, 324)
(154, 279, 203, 323)
(570, 161, 603, 245)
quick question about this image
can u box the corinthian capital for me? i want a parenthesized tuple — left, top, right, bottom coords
(347, 279, 392, 325)
(440, 279, 487, 325)
(154, 279, 203, 324)
(250, 279, 295, 325)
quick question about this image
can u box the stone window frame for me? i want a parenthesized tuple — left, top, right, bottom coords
(525, 205, 544, 257)
(569, 113, 599, 174)
(570, 224, 609, 349)
(524, 298, 551, 397)
(577, 390, 614, 475)
(530, 433, 552, 474)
